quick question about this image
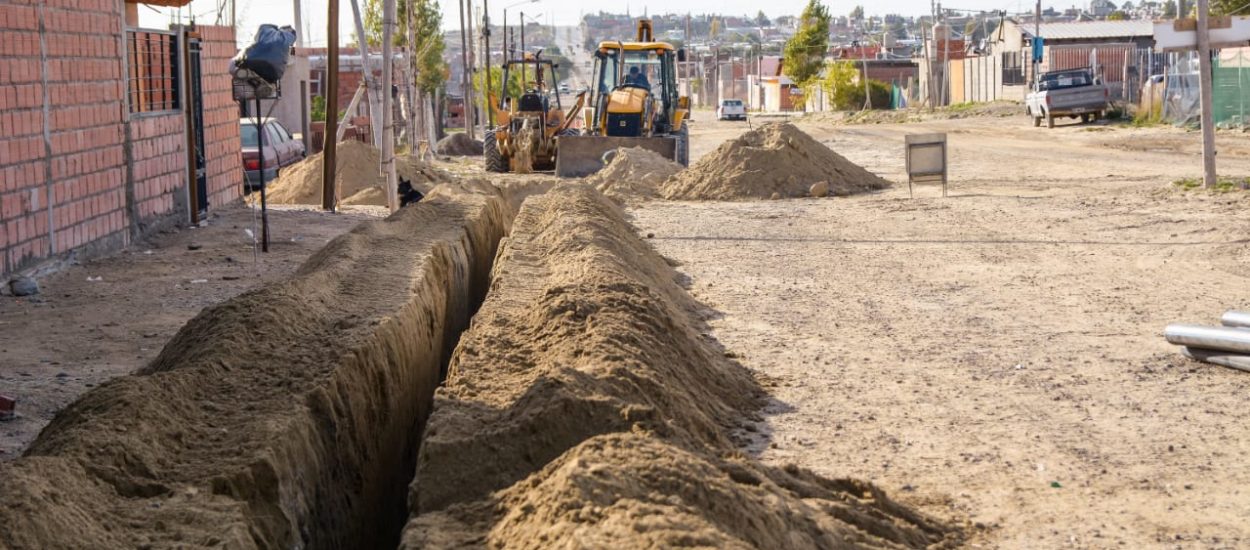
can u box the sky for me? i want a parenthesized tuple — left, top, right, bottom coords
(138, 0, 1071, 46)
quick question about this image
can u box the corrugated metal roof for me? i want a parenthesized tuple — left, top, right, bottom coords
(1022, 20, 1154, 40)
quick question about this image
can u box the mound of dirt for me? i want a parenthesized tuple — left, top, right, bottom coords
(434, 132, 484, 156)
(401, 185, 958, 548)
(661, 123, 889, 200)
(408, 433, 953, 549)
(586, 147, 684, 203)
(264, 140, 453, 206)
(0, 192, 513, 549)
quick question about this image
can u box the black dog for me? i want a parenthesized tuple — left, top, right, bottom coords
(398, 176, 424, 207)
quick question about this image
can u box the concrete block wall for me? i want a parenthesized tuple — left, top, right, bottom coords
(0, 1, 241, 278)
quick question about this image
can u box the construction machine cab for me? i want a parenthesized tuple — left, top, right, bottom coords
(586, 20, 685, 139)
(555, 19, 689, 177)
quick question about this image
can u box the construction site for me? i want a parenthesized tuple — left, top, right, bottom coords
(2, 1, 1250, 549)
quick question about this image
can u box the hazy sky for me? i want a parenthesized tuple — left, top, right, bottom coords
(139, 0, 1070, 46)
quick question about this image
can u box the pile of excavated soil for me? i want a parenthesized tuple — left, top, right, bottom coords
(0, 191, 513, 549)
(434, 132, 483, 156)
(401, 185, 958, 548)
(661, 123, 890, 200)
(586, 147, 684, 203)
(264, 140, 453, 206)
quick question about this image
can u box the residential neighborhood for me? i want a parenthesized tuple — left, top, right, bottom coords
(0, 0, 1248, 548)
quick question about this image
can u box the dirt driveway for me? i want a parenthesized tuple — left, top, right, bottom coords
(632, 113, 1250, 547)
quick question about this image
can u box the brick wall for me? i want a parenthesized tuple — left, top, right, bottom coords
(128, 113, 186, 224)
(0, 5, 242, 279)
(198, 24, 242, 210)
(0, 0, 128, 274)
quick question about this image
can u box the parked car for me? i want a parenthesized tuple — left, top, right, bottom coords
(241, 118, 304, 189)
(1025, 68, 1109, 128)
(558, 83, 571, 94)
(717, 98, 747, 121)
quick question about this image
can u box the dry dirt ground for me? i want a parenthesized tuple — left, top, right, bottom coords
(631, 113, 1250, 548)
(0, 203, 382, 458)
(4, 109, 1249, 549)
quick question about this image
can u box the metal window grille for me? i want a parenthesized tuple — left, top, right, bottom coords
(127, 30, 180, 113)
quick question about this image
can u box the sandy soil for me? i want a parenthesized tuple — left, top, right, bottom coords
(631, 114, 1250, 547)
(0, 203, 383, 458)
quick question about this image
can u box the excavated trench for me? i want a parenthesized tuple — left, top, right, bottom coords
(0, 179, 957, 549)
(0, 187, 519, 549)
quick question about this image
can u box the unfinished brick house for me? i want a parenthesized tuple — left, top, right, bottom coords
(0, 0, 242, 280)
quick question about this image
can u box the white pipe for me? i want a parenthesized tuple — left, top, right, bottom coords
(1221, 311, 1250, 329)
(1164, 324, 1250, 355)
(1181, 347, 1250, 373)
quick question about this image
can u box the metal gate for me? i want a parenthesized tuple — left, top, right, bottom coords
(186, 35, 208, 220)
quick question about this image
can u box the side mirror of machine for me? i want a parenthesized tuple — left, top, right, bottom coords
(677, 48, 687, 62)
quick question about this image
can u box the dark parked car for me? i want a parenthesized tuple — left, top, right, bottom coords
(241, 118, 304, 189)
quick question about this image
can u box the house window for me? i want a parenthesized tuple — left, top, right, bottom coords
(127, 30, 180, 113)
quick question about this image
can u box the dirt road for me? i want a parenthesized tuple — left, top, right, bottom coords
(632, 113, 1250, 547)
(0, 204, 381, 458)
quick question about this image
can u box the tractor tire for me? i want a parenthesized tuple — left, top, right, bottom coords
(1046, 112, 1055, 129)
(484, 130, 507, 173)
(674, 123, 690, 167)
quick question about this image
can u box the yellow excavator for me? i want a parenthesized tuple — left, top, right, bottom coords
(555, 19, 690, 178)
(484, 52, 585, 173)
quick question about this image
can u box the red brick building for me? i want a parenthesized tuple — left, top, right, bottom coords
(0, 0, 242, 279)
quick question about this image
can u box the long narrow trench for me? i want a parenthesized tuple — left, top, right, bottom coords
(0, 193, 516, 550)
(362, 232, 503, 550)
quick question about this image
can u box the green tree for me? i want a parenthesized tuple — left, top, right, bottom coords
(311, 95, 327, 122)
(709, 17, 722, 39)
(474, 66, 525, 106)
(755, 10, 771, 27)
(1162, 0, 1177, 17)
(1107, 10, 1128, 19)
(850, 5, 865, 20)
(1211, 0, 1248, 14)
(783, 0, 832, 88)
(821, 61, 889, 110)
(364, 0, 447, 93)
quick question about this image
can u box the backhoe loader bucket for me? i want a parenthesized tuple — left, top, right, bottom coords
(555, 135, 678, 178)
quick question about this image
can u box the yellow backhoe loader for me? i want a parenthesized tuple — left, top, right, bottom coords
(555, 19, 691, 178)
(484, 52, 584, 173)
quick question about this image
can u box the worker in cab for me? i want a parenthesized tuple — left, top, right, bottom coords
(625, 66, 650, 89)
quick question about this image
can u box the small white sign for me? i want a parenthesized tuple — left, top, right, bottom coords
(1154, 16, 1250, 52)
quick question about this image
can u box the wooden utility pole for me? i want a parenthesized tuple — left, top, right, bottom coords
(323, 0, 340, 211)
(382, 0, 398, 211)
(1196, 0, 1217, 188)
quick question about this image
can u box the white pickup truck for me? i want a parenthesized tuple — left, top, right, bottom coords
(1025, 68, 1109, 128)
(717, 99, 747, 121)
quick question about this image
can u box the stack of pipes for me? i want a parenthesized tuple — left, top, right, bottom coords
(1164, 311, 1250, 372)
